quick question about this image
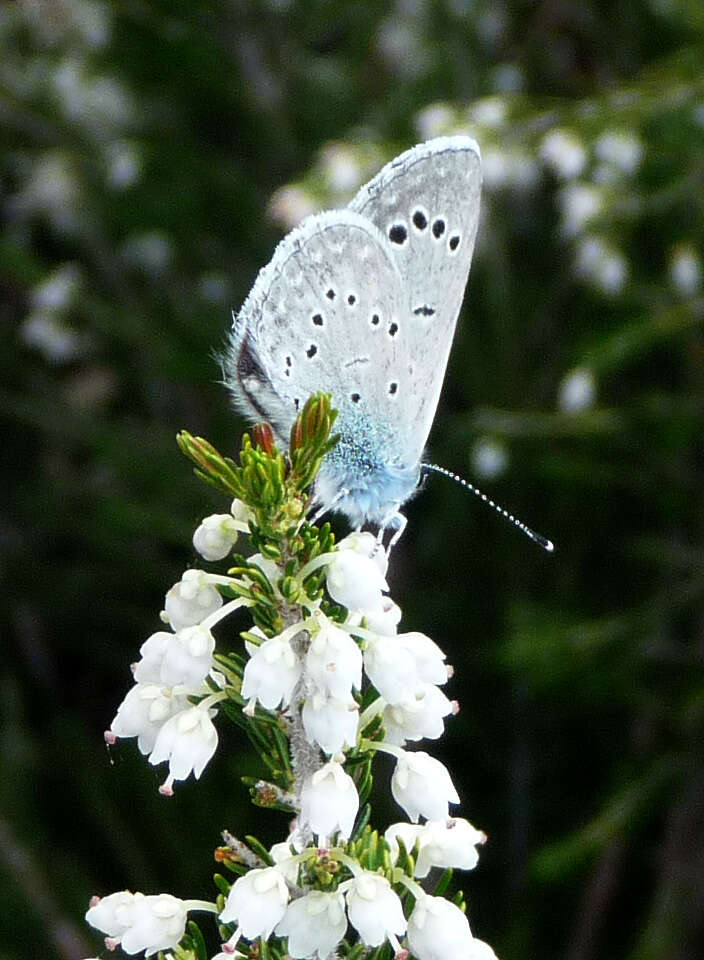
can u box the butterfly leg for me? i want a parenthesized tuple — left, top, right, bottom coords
(378, 511, 407, 551)
(308, 488, 350, 527)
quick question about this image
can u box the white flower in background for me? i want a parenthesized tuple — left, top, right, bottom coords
(20, 313, 85, 364)
(149, 705, 218, 792)
(220, 867, 289, 940)
(413, 818, 486, 878)
(52, 58, 133, 136)
(363, 631, 447, 706)
(86, 892, 187, 957)
(471, 437, 509, 480)
(407, 894, 475, 960)
(123, 231, 173, 273)
(362, 597, 402, 635)
(481, 148, 509, 190)
(242, 633, 302, 711)
(595, 129, 642, 175)
(468, 96, 507, 129)
(321, 142, 362, 194)
(574, 235, 628, 295)
(105, 140, 142, 189)
(306, 620, 362, 699)
(415, 102, 456, 139)
(382, 683, 454, 744)
(300, 761, 359, 839)
(559, 183, 604, 236)
(12, 151, 80, 233)
(163, 570, 223, 631)
(540, 128, 587, 180)
(275, 890, 347, 959)
(345, 871, 406, 947)
(134, 626, 215, 689)
(558, 367, 597, 413)
(391, 750, 460, 822)
(108, 683, 189, 754)
(192, 514, 240, 562)
(267, 185, 317, 230)
(302, 689, 359, 754)
(326, 550, 388, 612)
(481, 148, 537, 191)
(670, 244, 702, 296)
(31, 263, 81, 312)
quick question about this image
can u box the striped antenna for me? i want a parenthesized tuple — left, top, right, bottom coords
(423, 463, 555, 553)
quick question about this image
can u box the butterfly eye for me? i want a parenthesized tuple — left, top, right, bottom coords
(370, 313, 380, 326)
(351, 392, 361, 403)
(306, 344, 318, 358)
(347, 294, 357, 305)
(326, 288, 335, 300)
(412, 209, 427, 230)
(389, 382, 398, 395)
(312, 313, 324, 326)
(449, 234, 460, 251)
(388, 322, 399, 337)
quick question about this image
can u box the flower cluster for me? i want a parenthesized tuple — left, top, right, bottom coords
(86, 395, 498, 960)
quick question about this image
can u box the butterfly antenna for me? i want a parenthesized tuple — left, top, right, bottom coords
(423, 463, 555, 553)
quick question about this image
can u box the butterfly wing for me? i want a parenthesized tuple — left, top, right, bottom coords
(227, 210, 427, 521)
(349, 135, 482, 464)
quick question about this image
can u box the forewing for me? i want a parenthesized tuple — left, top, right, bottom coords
(226, 210, 412, 457)
(349, 135, 482, 459)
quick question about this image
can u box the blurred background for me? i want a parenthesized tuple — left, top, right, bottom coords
(2, 1, 703, 958)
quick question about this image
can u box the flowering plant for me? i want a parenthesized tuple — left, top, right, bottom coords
(87, 393, 495, 960)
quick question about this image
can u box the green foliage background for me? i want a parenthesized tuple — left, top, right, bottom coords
(1, 2, 703, 959)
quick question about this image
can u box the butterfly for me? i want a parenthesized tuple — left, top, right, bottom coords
(225, 136, 482, 542)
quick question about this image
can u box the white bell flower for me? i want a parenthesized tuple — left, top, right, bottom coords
(247, 552, 280, 591)
(300, 761, 359, 840)
(149, 705, 218, 793)
(305, 621, 362, 699)
(269, 841, 299, 886)
(345, 871, 406, 947)
(364, 632, 447, 705)
(391, 750, 460, 822)
(407, 894, 473, 960)
(337, 531, 388, 576)
(362, 597, 402, 635)
(108, 683, 189, 754)
(163, 570, 223, 631)
(86, 891, 187, 957)
(382, 684, 453, 744)
(275, 890, 347, 958)
(413, 818, 486, 879)
(193, 514, 240, 561)
(242, 634, 302, 711)
(219, 867, 289, 940)
(302, 690, 359, 755)
(85, 890, 136, 940)
(384, 821, 424, 861)
(134, 625, 215, 690)
(326, 550, 388, 612)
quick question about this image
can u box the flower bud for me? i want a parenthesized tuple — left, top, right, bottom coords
(193, 514, 239, 561)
